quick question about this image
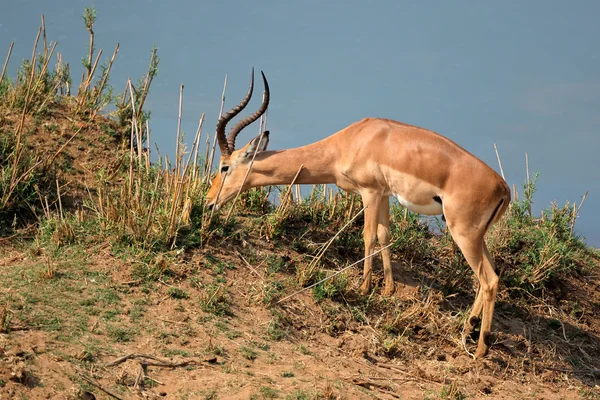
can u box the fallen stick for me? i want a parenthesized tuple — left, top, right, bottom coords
(276, 240, 396, 304)
(105, 353, 197, 368)
(79, 373, 124, 400)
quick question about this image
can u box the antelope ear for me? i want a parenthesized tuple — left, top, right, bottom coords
(243, 131, 270, 159)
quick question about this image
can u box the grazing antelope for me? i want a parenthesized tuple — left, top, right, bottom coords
(206, 70, 511, 358)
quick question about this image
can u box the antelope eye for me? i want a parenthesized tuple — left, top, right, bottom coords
(220, 165, 229, 174)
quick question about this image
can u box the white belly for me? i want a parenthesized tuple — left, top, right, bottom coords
(394, 193, 443, 216)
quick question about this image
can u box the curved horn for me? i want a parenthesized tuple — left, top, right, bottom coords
(215, 68, 255, 156)
(227, 71, 270, 151)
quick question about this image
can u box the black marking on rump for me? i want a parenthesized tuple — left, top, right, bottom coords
(484, 198, 505, 233)
(433, 196, 445, 221)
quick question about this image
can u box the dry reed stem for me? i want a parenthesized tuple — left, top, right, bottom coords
(35, 41, 57, 84)
(0, 42, 13, 85)
(185, 114, 204, 196)
(203, 132, 211, 184)
(258, 89, 268, 133)
(127, 79, 136, 201)
(145, 120, 151, 170)
(207, 74, 227, 177)
(494, 143, 506, 181)
(86, 18, 94, 79)
(276, 164, 305, 216)
(167, 85, 187, 241)
(277, 239, 394, 304)
(40, 14, 47, 54)
(135, 47, 157, 121)
(91, 43, 120, 118)
(572, 191, 588, 234)
(45, 127, 83, 166)
(56, 179, 63, 220)
(36, 56, 70, 113)
(526, 152, 532, 217)
(143, 171, 162, 237)
(79, 48, 102, 105)
(175, 84, 184, 174)
(304, 205, 366, 278)
(6, 33, 38, 202)
(30, 27, 41, 69)
(191, 114, 205, 182)
(526, 152, 530, 187)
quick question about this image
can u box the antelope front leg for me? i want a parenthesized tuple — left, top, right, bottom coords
(359, 193, 381, 295)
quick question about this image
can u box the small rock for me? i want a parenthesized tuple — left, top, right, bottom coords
(6, 346, 25, 357)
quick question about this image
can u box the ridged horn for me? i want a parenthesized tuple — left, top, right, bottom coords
(227, 71, 270, 152)
(215, 68, 254, 156)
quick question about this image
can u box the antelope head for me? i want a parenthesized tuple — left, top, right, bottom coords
(206, 69, 270, 210)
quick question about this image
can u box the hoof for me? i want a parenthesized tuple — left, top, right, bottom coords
(474, 346, 489, 359)
(359, 281, 371, 295)
(469, 316, 481, 328)
(381, 283, 395, 297)
(483, 331, 496, 347)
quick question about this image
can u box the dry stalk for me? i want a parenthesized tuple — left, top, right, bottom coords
(30, 27, 41, 70)
(203, 131, 211, 183)
(126, 78, 138, 193)
(90, 43, 119, 118)
(570, 191, 588, 236)
(145, 119, 151, 170)
(183, 114, 204, 198)
(207, 74, 227, 177)
(275, 164, 305, 216)
(39, 14, 47, 53)
(134, 47, 157, 121)
(5, 36, 38, 205)
(494, 143, 505, 181)
(143, 169, 162, 236)
(309, 205, 366, 268)
(526, 152, 530, 187)
(191, 114, 205, 182)
(45, 127, 83, 167)
(78, 48, 102, 105)
(56, 179, 64, 220)
(277, 240, 395, 304)
(31, 40, 57, 92)
(175, 84, 184, 174)
(0, 42, 13, 85)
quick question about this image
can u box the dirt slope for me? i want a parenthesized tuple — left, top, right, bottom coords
(1, 234, 600, 399)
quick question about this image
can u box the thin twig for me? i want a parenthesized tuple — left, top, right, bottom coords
(276, 240, 395, 304)
(306, 206, 366, 273)
(237, 252, 265, 279)
(276, 165, 305, 215)
(493, 143, 505, 181)
(105, 353, 196, 367)
(79, 373, 124, 400)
